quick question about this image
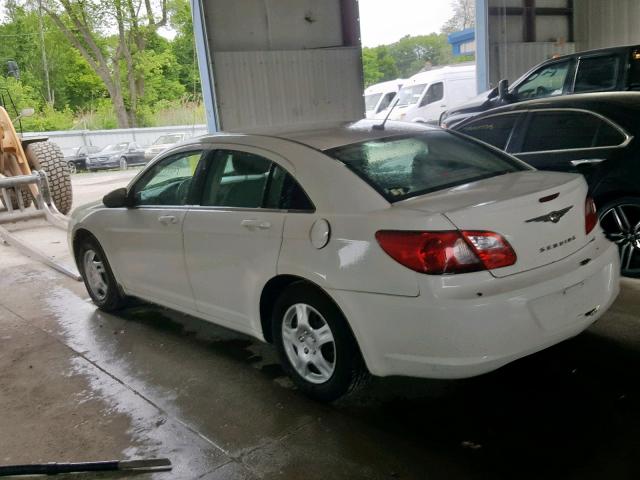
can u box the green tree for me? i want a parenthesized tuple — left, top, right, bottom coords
(362, 46, 399, 87)
(442, 0, 476, 34)
(387, 34, 454, 78)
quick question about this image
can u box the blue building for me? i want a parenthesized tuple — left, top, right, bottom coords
(447, 28, 476, 57)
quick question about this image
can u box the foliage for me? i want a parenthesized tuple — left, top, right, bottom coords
(442, 0, 476, 34)
(362, 33, 456, 87)
(0, 0, 202, 131)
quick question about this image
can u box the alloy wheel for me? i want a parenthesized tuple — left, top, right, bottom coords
(600, 203, 640, 277)
(83, 249, 109, 301)
(120, 157, 128, 170)
(67, 162, 77, 174)
(281, 303, 336, 384)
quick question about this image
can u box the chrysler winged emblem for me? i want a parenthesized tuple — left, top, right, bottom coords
(525, 206, 573, 224)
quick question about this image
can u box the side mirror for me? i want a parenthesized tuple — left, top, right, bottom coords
(498, 79, 510, 101)
(20, 108, 35, 118)
(103, 188, 130, 208)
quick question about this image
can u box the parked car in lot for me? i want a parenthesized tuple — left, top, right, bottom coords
(453, 92, 640, 277)
(85, 142, 145, 171)
(364, 79, 404, 118)
(65, 145, 101, 173)
(382, 64, 476, 124)
(69, 120, 619, 401)
(441, 44, 640, 128)
(144, 133, 190, 161)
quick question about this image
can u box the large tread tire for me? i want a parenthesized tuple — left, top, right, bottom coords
(76, 235, 129, 312)
(0, 185, 32, 210)
(272, 283, 369, 402)
(26, 141, 73, 215)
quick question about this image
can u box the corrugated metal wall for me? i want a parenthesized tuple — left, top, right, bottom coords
(198, 0, 363, 131)
(574, 0, 640, 51)
(214, 48, 363, 130)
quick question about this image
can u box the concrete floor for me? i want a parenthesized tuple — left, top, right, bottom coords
(1, 171, 640, 479)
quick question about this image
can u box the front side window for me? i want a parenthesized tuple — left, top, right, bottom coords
(133, 151, 202, 206)
(459, 113, 519, 150)
(420, 82, 444, 107)
(520, 111, 626, 153)
(573, 55, 620, 93)
(377, 92, 396, 112)
(514, 61, 570, 100)
(325, 131, 527, 202)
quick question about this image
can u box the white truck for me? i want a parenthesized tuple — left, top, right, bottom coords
(382, 64, 476, 124)
(364, 79, 405, 119)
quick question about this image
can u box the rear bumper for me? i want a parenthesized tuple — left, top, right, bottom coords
(329, 236, 620, 379)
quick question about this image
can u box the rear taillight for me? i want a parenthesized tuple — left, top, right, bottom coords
(375, 230, 517, 275)
(585, 196, 598, 234)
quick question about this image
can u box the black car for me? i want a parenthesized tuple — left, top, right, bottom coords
(85, 142, 146, 171)
(65, 145, 101, 173)
(453, 92, 640, 277)
(441, 44, 640, 128)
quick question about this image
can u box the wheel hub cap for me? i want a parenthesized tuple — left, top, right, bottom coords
(600, 204, 640, 276)
(83, 249, 108, 301)
(281, 303, 336, 384)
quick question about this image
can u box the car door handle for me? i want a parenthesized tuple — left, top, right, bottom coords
(241, 219, 271, 230)
(158, 215, 178, 225)
(570, 159, 606, 167)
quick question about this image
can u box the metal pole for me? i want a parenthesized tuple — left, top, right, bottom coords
(37, 0, 53, 105)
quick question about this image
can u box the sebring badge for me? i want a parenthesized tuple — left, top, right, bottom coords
(525, 206, 573, 224)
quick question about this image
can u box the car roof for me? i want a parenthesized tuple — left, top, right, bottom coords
(456, 92, 640, 129)
(199, 119, 436, 151)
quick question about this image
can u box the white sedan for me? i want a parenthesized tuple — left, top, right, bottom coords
(69, 120, 620, 401)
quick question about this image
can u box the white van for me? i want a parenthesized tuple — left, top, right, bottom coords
(384, 64, 476, 124)
(364, 79, 405, 119)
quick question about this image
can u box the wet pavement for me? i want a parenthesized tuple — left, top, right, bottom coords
(1, 174, 640, 479)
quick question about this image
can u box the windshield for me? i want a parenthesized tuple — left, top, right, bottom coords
(325, 131, 528, 202)
(153, 134, 183, 145)
(364, 93, 382, 111)
(396, 84, 426, 106)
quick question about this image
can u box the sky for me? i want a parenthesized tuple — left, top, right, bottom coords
(358, 0, 454, 47)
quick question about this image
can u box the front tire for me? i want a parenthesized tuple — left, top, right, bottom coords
(598, 197, 640, 278)
(119, 157, 128, 170)
(76, 236, 129, 311)
(272, 283, 368, 401)
(67, 162, 77, 175)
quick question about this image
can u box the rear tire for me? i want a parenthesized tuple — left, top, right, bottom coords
(598, 197, 640, 278)
(76, 236, 129, 311)
(272, 283, 369, 402)
(26, 141, 73, 215)
(0, 185, 32, 210)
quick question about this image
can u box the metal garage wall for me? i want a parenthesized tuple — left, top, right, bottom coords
(214, 49, 362, 130)
(195, 0, 363, 131)
(574, 0, 640, 51)
(491, 41, 575, 84)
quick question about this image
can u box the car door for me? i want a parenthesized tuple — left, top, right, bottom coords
(511, 110, 630, 183)
(182, 147, 307, 335)
(106, 148, 207, 310)
(415, 82, 445, 123)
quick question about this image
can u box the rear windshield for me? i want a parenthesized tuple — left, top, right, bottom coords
(325, 131, 529, 202)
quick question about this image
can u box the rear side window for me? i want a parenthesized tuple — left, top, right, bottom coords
(325, 131, 527, 203)
(520, 111, 626, 153)
(459, 114, 519, 150)
(202, 150, 271, 208)
(264, 165, 314, 211)
(574, 55, 620, 92)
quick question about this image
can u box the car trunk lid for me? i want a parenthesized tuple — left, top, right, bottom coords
(395, 171, 591, 277)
